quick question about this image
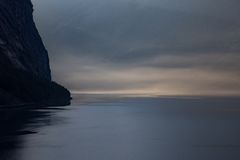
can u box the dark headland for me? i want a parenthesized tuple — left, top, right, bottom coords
(0, 0, 71, 106)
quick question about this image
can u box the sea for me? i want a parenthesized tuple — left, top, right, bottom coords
(1, 94, 240, 160)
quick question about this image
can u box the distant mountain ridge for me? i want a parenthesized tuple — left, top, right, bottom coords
(0, 0, 71, 106)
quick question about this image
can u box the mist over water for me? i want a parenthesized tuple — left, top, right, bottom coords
(1, 95, 240, 160)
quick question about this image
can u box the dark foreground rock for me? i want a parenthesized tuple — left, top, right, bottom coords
(0, 0, 71, 106)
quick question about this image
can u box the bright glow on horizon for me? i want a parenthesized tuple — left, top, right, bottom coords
(71, 88, 240, 97)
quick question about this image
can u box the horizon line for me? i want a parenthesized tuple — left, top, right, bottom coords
(70, 91, 240, 98)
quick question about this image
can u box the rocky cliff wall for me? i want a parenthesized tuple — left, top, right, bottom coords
(0, 0, 50, 80)
(0, 0, 71, 106)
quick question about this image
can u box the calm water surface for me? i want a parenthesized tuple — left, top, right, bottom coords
(1, 95, 240, 160)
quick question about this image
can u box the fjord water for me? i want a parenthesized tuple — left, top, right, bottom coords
(1, 95, 240, 160)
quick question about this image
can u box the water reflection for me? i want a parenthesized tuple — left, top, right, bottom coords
(0, 105, 66, 160)
(1, 96, 240, 160)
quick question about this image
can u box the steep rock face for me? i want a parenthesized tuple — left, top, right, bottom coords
(0, 0, 50, 80)
(0, 0, 71, 106)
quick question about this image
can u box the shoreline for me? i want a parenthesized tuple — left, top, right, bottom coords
(0, 100, 71, 111)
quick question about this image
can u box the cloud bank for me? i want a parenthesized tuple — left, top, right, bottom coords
(32, 0, 240, 96)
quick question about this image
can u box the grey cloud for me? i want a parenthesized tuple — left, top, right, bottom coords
(35, 2, 240, 57)
(32, 0, 240, 95)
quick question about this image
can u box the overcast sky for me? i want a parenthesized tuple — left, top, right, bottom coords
(32, 0, 240, 96)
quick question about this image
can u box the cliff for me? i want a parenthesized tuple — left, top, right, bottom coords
(0, 0, 71, 106)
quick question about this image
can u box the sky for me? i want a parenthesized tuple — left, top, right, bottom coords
(32, 0, 240, 96)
